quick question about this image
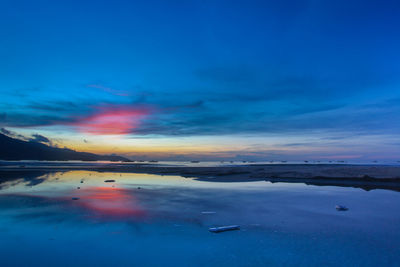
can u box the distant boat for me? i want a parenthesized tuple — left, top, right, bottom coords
(149, 160, 158, 163)
(191, 161, 200, 163)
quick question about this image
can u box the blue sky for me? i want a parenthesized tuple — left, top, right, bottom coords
(1, 0, 400, 161)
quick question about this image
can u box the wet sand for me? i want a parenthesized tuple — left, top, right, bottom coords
(1, 164, 400, 192)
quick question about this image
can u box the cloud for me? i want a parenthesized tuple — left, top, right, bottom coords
(0, 127, 28, 140)
(70, 104, 152, 135)
(1, 79, 399, 140)
(28, 101, 81, 112)
(30, 134, 51, 144)
(0, 127, 12, 135)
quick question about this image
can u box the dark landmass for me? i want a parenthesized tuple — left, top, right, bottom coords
(0, 133, 130, 162)
(1, 163, 400, 192)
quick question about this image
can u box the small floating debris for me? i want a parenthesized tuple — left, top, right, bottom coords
(80, 180, 84, 183)
(137, 187, 141, 189)
(201, 211, 216, 214)
(335, 205, 348, 211)
(209, 225, 240, 233)
(191, 161, 200, 163)
(72, 197, 80, 200)
(77, 187, 80, 189)
(104, 179, 116, 183)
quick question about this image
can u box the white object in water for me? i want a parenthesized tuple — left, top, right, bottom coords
(201, 211, 216, 214)
(209, 225, 240, 233)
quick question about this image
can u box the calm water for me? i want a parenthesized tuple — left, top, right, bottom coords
(1, 170, 400, 266)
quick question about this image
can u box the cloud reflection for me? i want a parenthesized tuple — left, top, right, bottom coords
(70, 187, 145, 219)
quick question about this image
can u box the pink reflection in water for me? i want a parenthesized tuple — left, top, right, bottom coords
(72, 187, 145, 218)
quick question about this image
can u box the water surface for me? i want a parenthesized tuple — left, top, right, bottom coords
(1, 170, 399, 266)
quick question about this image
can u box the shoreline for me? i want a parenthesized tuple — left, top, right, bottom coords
(1, 164, 400, 192)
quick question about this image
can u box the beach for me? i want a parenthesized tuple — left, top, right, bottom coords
(2, 162, 400, 191)
(1, 165, 400, 266)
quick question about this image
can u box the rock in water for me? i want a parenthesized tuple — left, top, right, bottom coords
(209, 225, 240, 233)
(335, 205, 348, 211)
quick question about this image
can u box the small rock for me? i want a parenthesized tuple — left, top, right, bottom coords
(335, 205, 348, 211)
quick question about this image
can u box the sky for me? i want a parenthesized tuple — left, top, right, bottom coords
(1, 0, 400, 161)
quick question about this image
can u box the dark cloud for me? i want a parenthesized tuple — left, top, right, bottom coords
(30, 134, 51, 144)
(0, 127, 12, 135)
(28, 101, 81, 112)
(0, 127, 28, 140)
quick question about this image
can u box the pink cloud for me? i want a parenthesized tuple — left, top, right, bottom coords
(72, 105, 150, 135)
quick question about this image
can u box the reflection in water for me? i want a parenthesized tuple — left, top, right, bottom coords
(71, 187, 145, 218)
(1, 170, 400, 266)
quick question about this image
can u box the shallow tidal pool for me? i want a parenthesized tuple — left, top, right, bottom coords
(1, 170, 400, 266)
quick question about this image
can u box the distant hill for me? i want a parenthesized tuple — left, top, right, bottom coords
(0, 133, 131, 161)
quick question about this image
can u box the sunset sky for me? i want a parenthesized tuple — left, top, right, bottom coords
(1, 0, 400, 161)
